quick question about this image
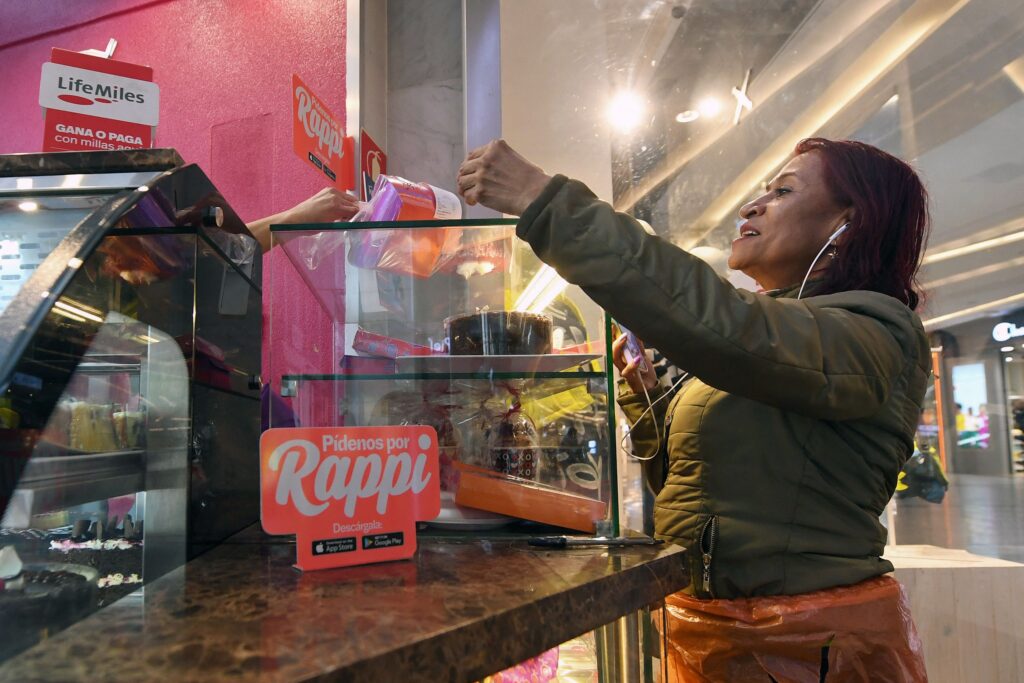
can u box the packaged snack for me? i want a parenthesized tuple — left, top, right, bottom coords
(348, 175, 463, 278)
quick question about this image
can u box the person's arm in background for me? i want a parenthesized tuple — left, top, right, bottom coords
(247, 187, 360, 252)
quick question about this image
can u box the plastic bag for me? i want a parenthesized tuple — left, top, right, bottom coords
(348, 175, 463, 278)
(896, 446, 948, 504)
(657, 575, 927, 682)
(480, 646, 558, 682)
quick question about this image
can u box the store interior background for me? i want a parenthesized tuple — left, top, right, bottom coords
(2, 0, 1022, 566)
(1, 1, 1023, 678)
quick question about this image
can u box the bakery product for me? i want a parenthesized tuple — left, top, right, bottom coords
(446, 311, 552, 355)
(488, 408, 540, 481)
(0, 560, 98, 661)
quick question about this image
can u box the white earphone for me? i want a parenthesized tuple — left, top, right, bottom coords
(797, 222, 849, 299)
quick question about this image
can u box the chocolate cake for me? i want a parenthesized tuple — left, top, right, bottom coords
(446, 311, 552, 355)
(0, 561, 98, 661)
(48, 538, 142, 606)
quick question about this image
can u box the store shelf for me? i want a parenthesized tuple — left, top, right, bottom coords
(270, 217, 518, 233)
(77, 353, 142, 375)
(10, 448, 145, 517)
(396, 353, 600, 375)
(281, 370, 606, 382)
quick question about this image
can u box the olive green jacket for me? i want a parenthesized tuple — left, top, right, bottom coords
(518, 175, 930, 599)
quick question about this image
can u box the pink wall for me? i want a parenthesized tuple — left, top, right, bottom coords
(0, 0, 348, 391)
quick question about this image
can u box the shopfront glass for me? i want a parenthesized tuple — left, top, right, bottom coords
(489, 0, 1024, 556)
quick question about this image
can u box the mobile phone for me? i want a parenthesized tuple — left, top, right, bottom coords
(618, 324, 648, 373)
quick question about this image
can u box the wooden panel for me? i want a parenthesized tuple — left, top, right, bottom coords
(895, 559, 1024, 683)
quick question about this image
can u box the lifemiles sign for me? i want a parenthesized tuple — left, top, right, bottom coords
(260, 426, 440, 570)
(39, 48, 159, 152)
(292, 73, 355, 191)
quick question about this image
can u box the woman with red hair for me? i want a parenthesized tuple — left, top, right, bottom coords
(458, 138, 930, 681)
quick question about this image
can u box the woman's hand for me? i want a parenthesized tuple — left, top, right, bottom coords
(281, 187, 360, 223)
(456, 139, 552, 215)
(612, 333, 658, 395)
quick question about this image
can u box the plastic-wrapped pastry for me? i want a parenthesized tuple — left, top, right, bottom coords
(68, 403, 118, 452)
(41, 400, 74, 447)
(112, 410, 145, 449)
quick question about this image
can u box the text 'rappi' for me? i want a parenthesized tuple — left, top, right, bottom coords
(293, 82, 343, 162)
(267, 435, 432, 517)
(261, 426, 440, 571)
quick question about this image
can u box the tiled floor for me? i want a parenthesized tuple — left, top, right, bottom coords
(889, 473, 1024, 562)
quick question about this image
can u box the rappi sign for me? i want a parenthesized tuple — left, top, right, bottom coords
(292, 73, 355, 190)
(39, 48, 159, 152)
(260, 426, 440, 571)
(360, 128, 387, 201)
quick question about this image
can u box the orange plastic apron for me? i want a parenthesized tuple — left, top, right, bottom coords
(657, 575, 927, 682)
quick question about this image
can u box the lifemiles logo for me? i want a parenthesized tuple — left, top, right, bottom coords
(55, 76, 146, 106)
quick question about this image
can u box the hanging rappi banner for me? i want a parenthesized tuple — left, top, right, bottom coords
(359, 129, 387, 201)
(292, 73, 355, 191)
(260, 426, 440, 570)
(39, 48, 159, 152)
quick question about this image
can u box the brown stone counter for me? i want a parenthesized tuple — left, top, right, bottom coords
(0, 526, 688, 682)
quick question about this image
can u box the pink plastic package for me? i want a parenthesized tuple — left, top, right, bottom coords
(348, 175, 463, 278)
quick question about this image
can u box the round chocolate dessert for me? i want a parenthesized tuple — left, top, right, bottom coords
(0, 563, 98, 661)
(446, 311, 552, 355)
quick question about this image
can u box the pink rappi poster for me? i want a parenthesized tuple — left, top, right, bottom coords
(260, 426, 440, 570)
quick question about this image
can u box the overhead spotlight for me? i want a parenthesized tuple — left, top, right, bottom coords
(18, 201, 39, 212)
(607, 90, 646, 134)
(675, 110, 699, 123)
(697, 97, 722, 119)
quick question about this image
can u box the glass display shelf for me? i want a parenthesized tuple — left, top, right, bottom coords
(267, 216, 617, 534)
(0, 149, 264, 664)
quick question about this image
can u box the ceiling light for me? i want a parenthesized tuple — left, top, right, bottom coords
(606, 91, 646, 134)
(1002, 346, 1016, 352)
(675, 110, 700, 123)
(923, 229, 1024, 264)
(923, 291, 1024, 330)
(18, 201, 39, 212)
(697, 98, 722, 119)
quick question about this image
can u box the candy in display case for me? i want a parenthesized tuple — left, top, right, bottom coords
(268, 217, 617, 533)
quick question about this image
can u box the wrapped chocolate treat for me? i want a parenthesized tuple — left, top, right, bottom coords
(488, 403, 540, 481)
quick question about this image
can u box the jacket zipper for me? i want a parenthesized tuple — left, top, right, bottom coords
(699, 515, 718, 598)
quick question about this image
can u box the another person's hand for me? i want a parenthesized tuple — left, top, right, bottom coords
(280, 187, 360, 224)
(457, 139, 552, 215)
(247, 187, 360, 252)
(612, 333, 658, 394)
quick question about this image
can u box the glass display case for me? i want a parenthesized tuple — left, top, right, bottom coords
(0, 149, 262, 661)
(268, 218, 618, 534)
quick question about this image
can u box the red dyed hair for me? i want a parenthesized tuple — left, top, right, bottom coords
(794, 138, 929, 310)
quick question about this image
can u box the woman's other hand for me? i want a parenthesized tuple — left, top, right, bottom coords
(457, 139, 552, 215)
(612, 333, 658, 394)
(282, 187, 360, 223)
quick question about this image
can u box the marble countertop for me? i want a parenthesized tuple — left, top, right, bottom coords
(0, 149, 184, 177)
(0, 526, 688, 682)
